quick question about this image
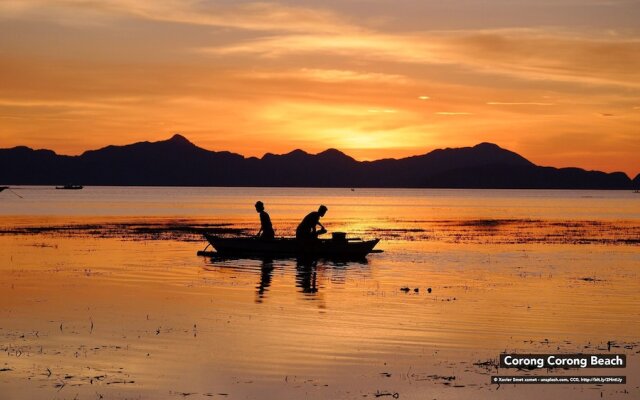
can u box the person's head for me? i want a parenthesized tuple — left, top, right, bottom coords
(318, 205, 328, 217)
(255, 201, 264, 212)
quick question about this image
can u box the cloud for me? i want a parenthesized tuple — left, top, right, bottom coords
(244, 68, 409, 84)
(435, 112, 472, 115)
(203, 29, 640, 88)
(200, 32, 439, 63)
(0, 98, 128, 109)
(487, 102, 555, 106)
(5, 2, 639, 89)
(439, 30, 640, 87)
(0, 0, 357, 34)
(367, 109, 397, 113)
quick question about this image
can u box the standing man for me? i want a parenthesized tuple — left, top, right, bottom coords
(255, 201, 275, 240)
(296, 205, 328, 241)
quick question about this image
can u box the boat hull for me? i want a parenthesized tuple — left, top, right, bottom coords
(204, 234, 380, 259)
(56, 185, 83, 190)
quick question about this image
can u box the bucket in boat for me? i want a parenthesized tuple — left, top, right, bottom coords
(332, 232, 347, 242)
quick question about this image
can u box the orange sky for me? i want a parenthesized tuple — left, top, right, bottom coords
(0, 1, 639, 176)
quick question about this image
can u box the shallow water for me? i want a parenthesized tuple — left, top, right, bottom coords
(1, 187, 639, 399)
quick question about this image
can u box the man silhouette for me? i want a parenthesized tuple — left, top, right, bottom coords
(296, 205, 328, 241)
(255, 201, 274, 240)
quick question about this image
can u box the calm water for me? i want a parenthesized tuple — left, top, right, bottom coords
(1, 186, 639, 220)
(1, 187, 639, 399)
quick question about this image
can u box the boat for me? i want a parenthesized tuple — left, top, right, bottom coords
(55, 185, 83, 190)
(203, 233, 380, 259)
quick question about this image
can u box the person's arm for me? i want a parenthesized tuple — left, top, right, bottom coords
(256, 227, 262, 237)
(316, 221, 326, 235)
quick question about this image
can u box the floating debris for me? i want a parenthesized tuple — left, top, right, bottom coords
(579, 277, 604, 282)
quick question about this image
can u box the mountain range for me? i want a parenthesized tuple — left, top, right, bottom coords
(1, 134, 637, 189)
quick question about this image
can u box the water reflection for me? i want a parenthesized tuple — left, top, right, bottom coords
(256, 258, 274, 303)
(202, 255, 369, 301)
(296, 259, 319, 295)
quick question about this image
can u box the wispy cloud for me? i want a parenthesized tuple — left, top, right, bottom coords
(200, 32, 441, 63)
(0, 98, 126, 109)
(439, 30, 640, 87)
(487, 102, 555, 106)
(435, 112, 472, 115)
(203, 29, 640, 88)
(244, 68, 409, 84)
(5, 2, 639, 88)
(0, 0, 358, 34)
(367, 109, 397, 113)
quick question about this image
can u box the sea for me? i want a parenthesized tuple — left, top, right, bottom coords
(1, 187, 639, 399)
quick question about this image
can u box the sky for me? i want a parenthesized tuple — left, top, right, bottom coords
(0, 0, 639, 176)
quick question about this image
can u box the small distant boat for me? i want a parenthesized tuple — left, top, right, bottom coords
(204, 233, 380, 259)
(56, 185, 83, 190)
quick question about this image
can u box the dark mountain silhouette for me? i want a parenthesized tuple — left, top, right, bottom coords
(0, 134, 634, 189)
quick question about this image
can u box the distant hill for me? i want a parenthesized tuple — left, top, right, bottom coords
(0, 134, 634, 189)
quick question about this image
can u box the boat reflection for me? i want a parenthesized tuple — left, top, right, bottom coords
(201, 254, 369, 301)
(296, 258, 318, 295)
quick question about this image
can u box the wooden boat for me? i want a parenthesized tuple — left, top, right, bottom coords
(56, 185, 83, 190)
(204, 233, 380, 259)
